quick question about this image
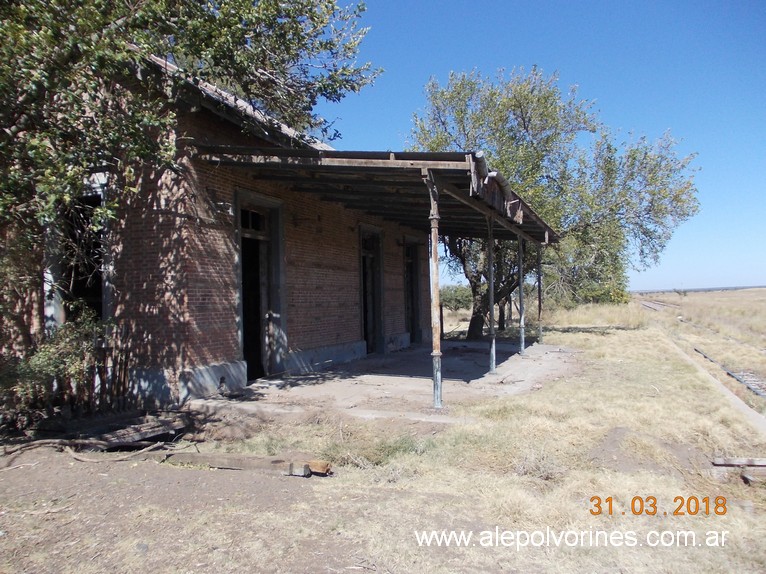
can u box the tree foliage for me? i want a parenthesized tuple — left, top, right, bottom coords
(0, 0, 378, 357)
(411, 69, 698, 336)
(440, 284, 472, 312)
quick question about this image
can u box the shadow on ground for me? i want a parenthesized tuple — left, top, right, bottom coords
(271, 339, 523, 390)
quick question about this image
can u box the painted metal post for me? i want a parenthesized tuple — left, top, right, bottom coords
(537, 244, 543, 344)
(487, 216, 496, 373)
(425, 172, 443, 409)
(518, 237, 525, 355)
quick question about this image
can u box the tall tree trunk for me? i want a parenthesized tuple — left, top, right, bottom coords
(467, 288, 487, 340)
(498, 299, 506, 331)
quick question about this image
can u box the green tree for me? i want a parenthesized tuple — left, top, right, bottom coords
(440, 284, 472, 311)
(411, 69, 698, 337)
(0, 0, 379, 356)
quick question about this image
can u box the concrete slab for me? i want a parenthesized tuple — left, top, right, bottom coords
(185, 342, 578, 425)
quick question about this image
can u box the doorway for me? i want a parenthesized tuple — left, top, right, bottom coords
(404, 243, 421, 344)
(240, 209, 269, 380)
(64, 193, 104, 320)
(360, 229, 382, 354)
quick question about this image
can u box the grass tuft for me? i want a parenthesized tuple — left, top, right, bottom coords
(322, 433, 435, 468)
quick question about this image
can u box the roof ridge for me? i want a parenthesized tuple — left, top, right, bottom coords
(144, 54, 334, 151)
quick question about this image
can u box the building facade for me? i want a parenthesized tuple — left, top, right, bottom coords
(102, 100, 430, 405)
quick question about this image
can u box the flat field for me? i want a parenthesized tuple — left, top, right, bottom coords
(1, 289, 765, 573)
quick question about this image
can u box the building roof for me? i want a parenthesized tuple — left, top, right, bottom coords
(146, 55, 558, 243)
(146, 54, 332, 151)
(193, 146, 559, 244)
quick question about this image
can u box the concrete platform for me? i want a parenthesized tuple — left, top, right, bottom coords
(186, 341, 578, 424)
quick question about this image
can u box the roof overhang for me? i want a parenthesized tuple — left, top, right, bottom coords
(192, 146, 559, 244)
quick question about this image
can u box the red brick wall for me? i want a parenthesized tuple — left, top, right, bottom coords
(110, 165, 190, 397)
(180, 213, 240, 368)
(282, 196, 362, 348)
(112, 106, 431, 387)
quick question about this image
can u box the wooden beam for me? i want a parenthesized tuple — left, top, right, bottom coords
(518, 237, 526, 354)
(742, 468, 766, 485)
(195, 145, 470, 163)
(488, 216, 496, 373)
(199, 153, 471, 172)
(712, 457, 766, 467)
(537, 243, 544, 344)
(307, 192, 429, 204)
(132, 451, 314, 476)
(98, 416, 188, 444)
(250, 173, 426, 188)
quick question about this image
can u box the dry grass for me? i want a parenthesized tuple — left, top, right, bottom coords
(650, 289, 766, 350)
(545, 300, 649, 331)
(295, 322, 766, 571)
(441, 308, 471, 337)
(6, 292, 764, 574)
(186, 292, 766, 572)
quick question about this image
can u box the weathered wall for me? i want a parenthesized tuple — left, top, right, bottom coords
(112, 106, 431, 403)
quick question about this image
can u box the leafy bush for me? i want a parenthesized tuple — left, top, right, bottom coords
(1, 306, 106, 431)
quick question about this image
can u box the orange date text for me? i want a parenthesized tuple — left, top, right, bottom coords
(589, 496, 727, 517)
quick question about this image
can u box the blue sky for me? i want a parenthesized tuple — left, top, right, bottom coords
(315, 0, 766, 291)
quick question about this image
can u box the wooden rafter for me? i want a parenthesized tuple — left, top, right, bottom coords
(192, 145, 559, 245)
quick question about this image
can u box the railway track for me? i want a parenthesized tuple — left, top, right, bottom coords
(640, 299, 681, 312)
(735, 371, 766, 397)
(638, 298, 766, 400)
(694, 347, 766, 398)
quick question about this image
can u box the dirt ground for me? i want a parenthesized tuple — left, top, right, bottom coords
(0, 340, 576, 574)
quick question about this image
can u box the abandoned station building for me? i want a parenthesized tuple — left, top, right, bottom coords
(58, 59, 558, 406)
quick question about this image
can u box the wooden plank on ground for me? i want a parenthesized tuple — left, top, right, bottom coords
(137, 451, 312, 476)
(741, 467, 766, 485)
(99, 416, 188, 444)
(712, 457, 766, 467)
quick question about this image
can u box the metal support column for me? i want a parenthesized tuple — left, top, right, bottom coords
(518, 237, 525, 355)
(487, 216, 496, 373)
(537, 244, 543, 344)
(425, 172, 443, 409)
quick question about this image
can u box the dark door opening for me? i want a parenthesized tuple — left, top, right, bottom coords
(65, 193, 103, 320)
(404, 243, 421, 344)
(241, 236, 266, 380)
(240, 202, 283, 379)
(360, 231, 382, 354)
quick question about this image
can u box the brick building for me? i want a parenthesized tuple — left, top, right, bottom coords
(53, 60, 558, 407)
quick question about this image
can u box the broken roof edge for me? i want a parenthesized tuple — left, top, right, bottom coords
(473, 152, 560, 244)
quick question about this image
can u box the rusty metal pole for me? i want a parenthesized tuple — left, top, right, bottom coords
(518, 237, 525, 355)
(426, 173, 443, 409)
(487, 216, 496, 373)
(537, 244, 543, 344)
